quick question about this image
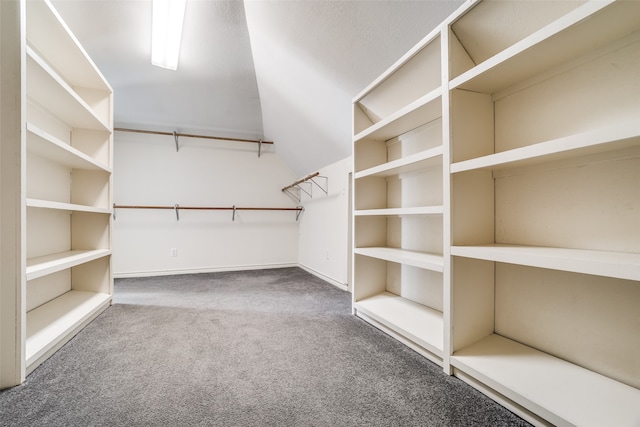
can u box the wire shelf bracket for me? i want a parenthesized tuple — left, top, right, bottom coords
(281, 172, 328, 202)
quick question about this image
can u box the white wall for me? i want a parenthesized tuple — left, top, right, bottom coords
(244, 0, 465, 177)
(112, 131, 300, 277)
(296, 157, 352, 290)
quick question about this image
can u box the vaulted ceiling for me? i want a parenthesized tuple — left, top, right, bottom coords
(52, 0, 464, 176)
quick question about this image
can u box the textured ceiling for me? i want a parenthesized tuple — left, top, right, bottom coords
(53, 0, 464, 176)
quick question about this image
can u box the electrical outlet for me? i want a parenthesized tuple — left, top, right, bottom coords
(171, 248, 177, 257)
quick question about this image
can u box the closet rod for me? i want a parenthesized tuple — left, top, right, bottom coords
(113, 205, 302, 211)
(114, 128, 274, 145)
(281, 172, 320, 192)
(112, 204, 304, 221)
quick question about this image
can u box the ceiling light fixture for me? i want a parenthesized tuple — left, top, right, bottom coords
(151, 0, 186, 70)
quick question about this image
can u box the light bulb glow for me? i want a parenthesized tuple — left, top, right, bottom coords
(151, 0, 186, 70)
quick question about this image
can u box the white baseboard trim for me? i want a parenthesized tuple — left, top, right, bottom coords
(298, 264, 349, 292)
(114, 263, 298, 279)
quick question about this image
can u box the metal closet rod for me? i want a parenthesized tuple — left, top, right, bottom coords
(112, 204, 304, 221)
(281, 172, 320, 192)
(114, 127, 274, 145)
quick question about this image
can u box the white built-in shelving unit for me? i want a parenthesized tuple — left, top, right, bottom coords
(352, 30, 446, 365)
(0, 0, 113, 388)
(352, 1, 640, 425)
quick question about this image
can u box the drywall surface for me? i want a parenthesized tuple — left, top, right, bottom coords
(112, 131, 299, 277)
(296, 157, 352, 289)
(244, 0, 464, 177)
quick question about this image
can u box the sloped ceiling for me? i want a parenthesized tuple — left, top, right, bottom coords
(53, 0, 464, 177)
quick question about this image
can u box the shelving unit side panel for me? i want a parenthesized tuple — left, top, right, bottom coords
(387, 166, 443, 209)
(450, 89, 494, 163)
(387, 215, 443, 255)
(357, 38, 441, 125)
(388, 264, 443, 312)
(71, 169, 110, 209)
(27, 101, 71, 147)
(26, 151, 71, 203)
(451, 170, 494, 246)
(447, 27, 476, 80)
(354, 139, 386, 173)
(73, 86, 111, 125)
(72, 128, 112, 168)
(495, 154, 640, 253)
(0, 0, 27, 388)
(26, 269, 70, 312)
(72, 256, 111, 294)
(387, 118, 443, 163)
(354, 216, 387, 248)
(353, 254, 387, 301)
(71, 211, 110, 250)
(494, 38, 640, 153)
(495, 263, 640, 390)
(354, 176, 387, 211)
(353, 103, 374, 136)
(26, 208, 70, 259)
(451, 256, 494, 352)
(450, 0, 586, 78)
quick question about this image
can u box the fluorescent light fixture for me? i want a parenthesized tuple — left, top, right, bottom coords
(151, 0, 187, 70)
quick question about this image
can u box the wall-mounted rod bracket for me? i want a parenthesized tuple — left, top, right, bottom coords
(258, 139, 262, 158)
(309, 176, 328, 196)
(298, 181, 312, 198)
(112, 203, 116, 220)
(296, 206, 304, 221)
(281, 171, 327, 201)
(174, 204, 180, 221)
(173, 131, 179, 152)
(283, 186, 300, 202)
(232, 205, 237, 221)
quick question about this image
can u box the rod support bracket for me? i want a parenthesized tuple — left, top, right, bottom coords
(232, 205, 237, 221)
(174, 204, 180, 221)
(173, 131, 179, 152)
(258, 138, 262, 158)
(296, 206, 304, 221)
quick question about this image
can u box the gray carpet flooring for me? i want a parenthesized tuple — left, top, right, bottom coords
(0, 267, 531, 426)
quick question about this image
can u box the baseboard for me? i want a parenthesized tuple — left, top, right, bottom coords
(298, 264, 349, 291)
(114, 263, 298, 279)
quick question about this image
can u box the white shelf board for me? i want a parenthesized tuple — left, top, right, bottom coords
(452, 334, 640, 427)
(26, 290, 111, 367)
(355, 247, 444, 272)
(26, 249, 111, 281)
(26, 47, 110, 131)
(355, 206, 444, 216)
(451, 244, 640, 281)
(354, 88, 442, 142)
(27, 122, 111, 172)
(26, 0, 111, 91)
(450, 0, 640, 94)
(451, 122, 640, 173)
(355, 146, 443, 179)
(26, 198, 111, 215)
(355, 292, 443, 355)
